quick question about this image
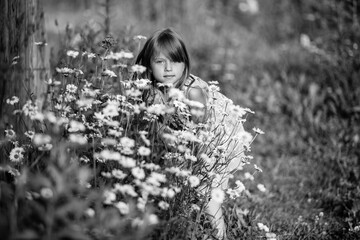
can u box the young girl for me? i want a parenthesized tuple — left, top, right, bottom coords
(135, 28, 245, 239)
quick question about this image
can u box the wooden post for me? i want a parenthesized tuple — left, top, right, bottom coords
(0, 0, 49, 134)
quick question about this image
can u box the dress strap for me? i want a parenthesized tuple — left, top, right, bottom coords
(182, 75, 209, 108)
(184, 74, 196, 87)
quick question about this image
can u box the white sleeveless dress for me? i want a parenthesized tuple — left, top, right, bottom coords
(183, 75, 247, 183)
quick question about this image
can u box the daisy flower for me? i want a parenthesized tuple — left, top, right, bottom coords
(38, 143, 53, 151)
(137, 197, 146, 211)
(226, 188, 240, 199)
(101, 138, 117, 146)
(146, 104, 167, 115)
(112, 169, 127, 179)
(9, 147, 25, 163)
(126, 88, 142, 98)
(44, 112, 57, 123)
(188, 175, 200, 187)
(6, 96, 19, 105)
(105, 51, 133, 60)
(115, 201, 129, 215)
(114, 184, 138, 197)
(102, 69, 117, 77)
(146, 172, 167, 186)
(131, 167, 145, 180)
(133, 35, 147, 41)
(32, 134, 51, 146)
(265, 232, 277, 240)
(244, 172, 254, 181)
(40, 187, 53, 199)
(101, 172, 112, 178)
(257, 184, 266, 192)
(185, 154, 197, 162)
(147, 214, 159, 225)
(162, 188, 176, 198)
(56, 67, 75, 75)
(168, 88, 185, 100)
(257, 222, 270, 232)
(68, 120, 86, 132)
(66, 84, 78, 93)
(98, 149, 121, 161)
(8, 168, 20, 176)
(138, 146, 151, 156)
(211, 188, 225, 203)
(191, 204, 201, 212)
(80, 156, 90, 163)
(134, 78, 151, 89)
(236, 131, 253, 146)
(102, 101, 119, 117)
(120, 136, 135, 148)
(66, 50, 79, 58)
(103, 190, 116, 204)
(235, 180, 246, 193)
(118, 156, 136, 168)
(131, 64, 147, 73)
(69, 134, 87, 145)
(5, 129, 16, 139)
(208, 81, 219, 85)
(85, 208, 95, 218)
(87, 53, 96, 59)
(24, 131, 35, 139)
(34, 41, 47, 46)
(158, 201, 169, 210)
(208, 85, 220, 92)
(132, 218, 144, 227)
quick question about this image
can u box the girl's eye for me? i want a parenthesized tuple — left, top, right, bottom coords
(154, 60, 165, 64)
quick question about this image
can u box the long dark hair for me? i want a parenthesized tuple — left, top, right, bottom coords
(135, 28, 190, 89)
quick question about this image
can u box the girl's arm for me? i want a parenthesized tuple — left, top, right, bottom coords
(207, 198, 227, 239)
(187, 87, 207, 123)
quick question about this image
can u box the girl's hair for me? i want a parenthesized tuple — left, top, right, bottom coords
(135, 28, 190, 89)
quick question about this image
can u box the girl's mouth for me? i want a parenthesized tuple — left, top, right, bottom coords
(164, 75, 175, 78)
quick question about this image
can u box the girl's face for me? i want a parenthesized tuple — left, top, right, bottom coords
(150, 52, 185, 85)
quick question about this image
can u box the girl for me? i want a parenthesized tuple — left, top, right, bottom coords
(135, 28, 206, 121)
(135, 28, 245, 239)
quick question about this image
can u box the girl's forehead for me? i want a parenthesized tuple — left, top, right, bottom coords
(152, 51, 168, 59)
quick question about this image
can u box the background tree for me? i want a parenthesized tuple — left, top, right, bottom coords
(0, 0, 49, 134)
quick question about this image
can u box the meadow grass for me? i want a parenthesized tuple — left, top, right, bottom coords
(2, 1, 360, 239)
(0, 30, 266, 239)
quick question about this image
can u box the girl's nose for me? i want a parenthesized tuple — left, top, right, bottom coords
(165, 60, 172, 71)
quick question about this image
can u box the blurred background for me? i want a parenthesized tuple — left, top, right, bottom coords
(24, 0, 360, 238)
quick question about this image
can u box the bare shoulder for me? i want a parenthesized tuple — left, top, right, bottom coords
(188, 87, 206, 104)
(187, 75, 208, 105)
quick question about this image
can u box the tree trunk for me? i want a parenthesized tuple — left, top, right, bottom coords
(0, 0, 49, 134)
